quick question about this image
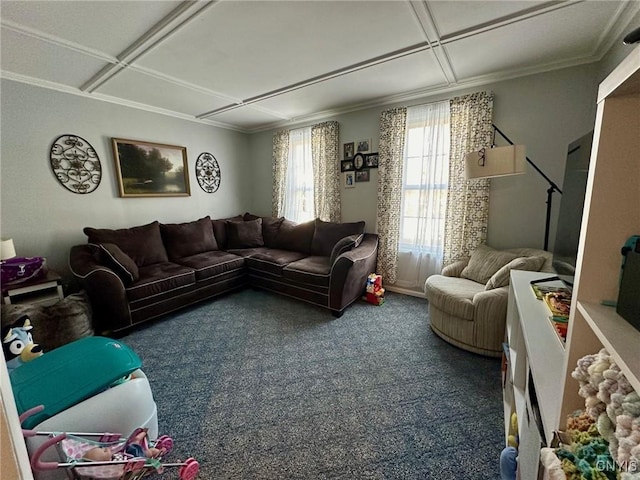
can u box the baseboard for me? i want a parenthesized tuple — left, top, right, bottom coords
(385, 285, 426, 299)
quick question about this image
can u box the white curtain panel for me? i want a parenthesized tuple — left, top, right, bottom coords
(395, 101, 450, 290)
(283, 127, 314, 223)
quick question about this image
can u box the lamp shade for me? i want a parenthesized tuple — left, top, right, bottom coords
(1, 238, 16, 260)
(465, 145, 527, 179)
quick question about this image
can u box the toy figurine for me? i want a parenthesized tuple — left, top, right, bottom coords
(1, 315, 43, 372)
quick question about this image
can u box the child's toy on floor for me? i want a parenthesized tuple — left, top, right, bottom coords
(364, 273, 385, 305)
(23, 405, 198, 480)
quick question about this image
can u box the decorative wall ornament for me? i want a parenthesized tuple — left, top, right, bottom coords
(50, 134, 101, 194)
(195, 152, 221, 193)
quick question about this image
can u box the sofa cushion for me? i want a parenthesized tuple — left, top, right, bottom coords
(211, 215, 244, 250)
(460, 245, 520, 285)
(84, 221, 168, 267)
(125, 262, 195, 302)
(485, 255, 546, 290)
(160, 216, 218, 260)
(226, 218, 264, 249)
(245, 249, 309, 277)
(283, 256, 332, 288)
(311, 219, 365, 257)
(329, 234, 364, 265)
(262, 216, 285, 247)
(173, 251, 245, 281)
(94, 242, 139, 284)
(274, 219, 315, 253)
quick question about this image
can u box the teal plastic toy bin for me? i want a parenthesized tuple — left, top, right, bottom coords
(11, 336, 142, 429)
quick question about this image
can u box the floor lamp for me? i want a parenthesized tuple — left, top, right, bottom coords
(464, 124, 562, 251)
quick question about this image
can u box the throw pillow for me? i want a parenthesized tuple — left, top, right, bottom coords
(485, 255, 547, 290)
(262, 216, 285, 247)
(84, 221, 168, 267)
(226, 218, 264, 248)
(160, 216, 218, 260)
(273, 219, 315, 253)
(329, 234, 364, 265)
(0, 291, 94, 352)
(311, 219, 366, 257)
(94, 243, 139, 284)
(211, 214, 243, 249)
(460, 244, 520, 285)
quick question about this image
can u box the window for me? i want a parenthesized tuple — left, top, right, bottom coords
(283, 127, 314, 223)
(400, 101, 450, 256)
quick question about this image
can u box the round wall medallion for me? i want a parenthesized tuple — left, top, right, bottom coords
(195, 152, 221, 193)
(50, 134, 101, 194)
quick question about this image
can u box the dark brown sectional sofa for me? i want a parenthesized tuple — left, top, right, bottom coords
(69, 213, 378, 334)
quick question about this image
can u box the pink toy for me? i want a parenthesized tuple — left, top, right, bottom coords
(22, 405, 198, 480)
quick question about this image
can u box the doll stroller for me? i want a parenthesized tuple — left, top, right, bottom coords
(23, 406, 199, 480)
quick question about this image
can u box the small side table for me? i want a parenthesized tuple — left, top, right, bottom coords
(2, 271, 64, 306)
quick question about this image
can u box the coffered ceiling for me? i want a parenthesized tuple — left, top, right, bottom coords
(1, 1, 638, 133)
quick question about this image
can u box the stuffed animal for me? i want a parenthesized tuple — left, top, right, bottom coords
(2, 315, 44, 372)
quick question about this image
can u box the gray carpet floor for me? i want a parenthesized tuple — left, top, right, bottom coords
(122, 290, 503, 479)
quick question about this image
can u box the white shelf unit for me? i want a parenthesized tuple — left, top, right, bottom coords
(503, 45, 640, 478)
(558, 44, 640, 429)
(504, 270, 567, 478)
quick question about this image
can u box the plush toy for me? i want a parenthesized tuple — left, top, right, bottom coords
(1, 315, 43, 372)
(365, 273, 385, 305)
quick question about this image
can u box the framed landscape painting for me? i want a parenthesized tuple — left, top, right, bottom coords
(112, 138, 190, 197)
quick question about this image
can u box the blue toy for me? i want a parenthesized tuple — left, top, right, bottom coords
(1, 315, 43, 372)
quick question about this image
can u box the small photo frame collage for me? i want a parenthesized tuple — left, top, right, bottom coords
(341, 138, 378, 188)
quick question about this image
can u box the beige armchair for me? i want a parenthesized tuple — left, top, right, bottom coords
(424, 245, 554, 357)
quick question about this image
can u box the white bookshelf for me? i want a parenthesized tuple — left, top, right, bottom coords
(504, 45, 640, 478)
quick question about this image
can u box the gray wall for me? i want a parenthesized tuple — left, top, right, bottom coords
(0, 79, 249, 281)
(248, 63, 599, 252)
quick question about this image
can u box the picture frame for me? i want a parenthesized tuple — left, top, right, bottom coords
(355, 169, 370, 182)
(365, 152, 379, 168)
(353, 153, 365, 170)
(343, 142, 355, 159)
(344, 171, 355, 188)
(357, 138, 371, 153)
(341, 159, 354, 172)
(112, 138, 190, 197)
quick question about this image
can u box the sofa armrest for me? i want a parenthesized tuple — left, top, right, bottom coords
(69, 245, 131, 334)
(471, 286, 509, 351)
(328, 234, 379, 315)
(441, 258, 469, 277)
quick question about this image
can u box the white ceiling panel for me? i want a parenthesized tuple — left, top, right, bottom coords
(0, 28, 109, 87)
(245, 51, 447, 122)
(136, 0, 426, 99)
(444, 1, 624, 80)
(0, 0, 182, 56)
(429, 1, 563, 36)
(95, 68, 234, 117)
(204, 106, 288, 131)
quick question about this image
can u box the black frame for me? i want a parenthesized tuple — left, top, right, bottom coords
(365, 153, 379, 168)
(353, 153, 365, 170)
(341, 159, 354, 172)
